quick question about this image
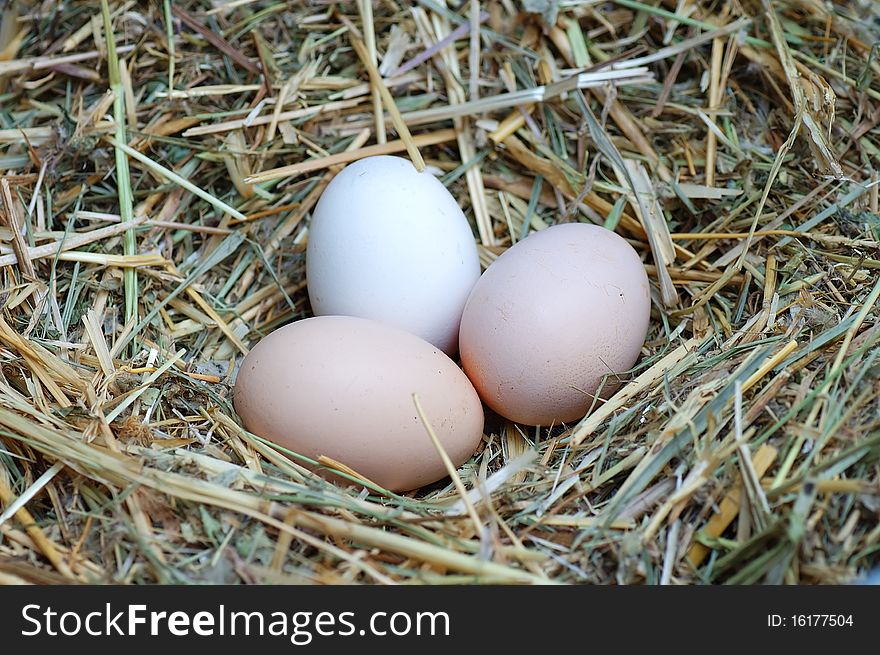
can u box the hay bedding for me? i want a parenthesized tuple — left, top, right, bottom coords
(0, 0, 878, 585)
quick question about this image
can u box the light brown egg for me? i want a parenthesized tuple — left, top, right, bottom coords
(459, 223, 651, 426)
(233, 316, 484, 491)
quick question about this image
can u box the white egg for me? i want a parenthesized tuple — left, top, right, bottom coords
(306, 155, 480, 354)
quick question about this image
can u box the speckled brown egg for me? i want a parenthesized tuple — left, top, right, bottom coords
(233, 315, 484, 491)
(458, 223, 651, 426)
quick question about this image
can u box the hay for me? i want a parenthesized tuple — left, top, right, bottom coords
(0, 0, 878, 585)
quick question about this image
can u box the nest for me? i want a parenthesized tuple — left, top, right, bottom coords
(0, 0, 878, 585)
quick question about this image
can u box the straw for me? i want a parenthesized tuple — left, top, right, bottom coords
(0, 0, 878, 586)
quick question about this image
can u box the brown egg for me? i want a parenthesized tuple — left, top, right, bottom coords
(233, 316, 484, 491)
(459, 223, 651, 426)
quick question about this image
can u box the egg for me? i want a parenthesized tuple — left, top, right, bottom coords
(233, 315, 484, 491)
(306, 155, 480, 354)
(458, 223, 651, 426)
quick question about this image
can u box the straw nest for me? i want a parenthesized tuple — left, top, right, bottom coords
(0, 0, 878, 585)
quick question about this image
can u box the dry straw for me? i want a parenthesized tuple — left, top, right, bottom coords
(0, 0, 878, 585)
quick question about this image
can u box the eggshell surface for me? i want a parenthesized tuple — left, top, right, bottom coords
(306, 155, 480, 354)
(459, 223, 651, 426)
(233, 316, 484, 491)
